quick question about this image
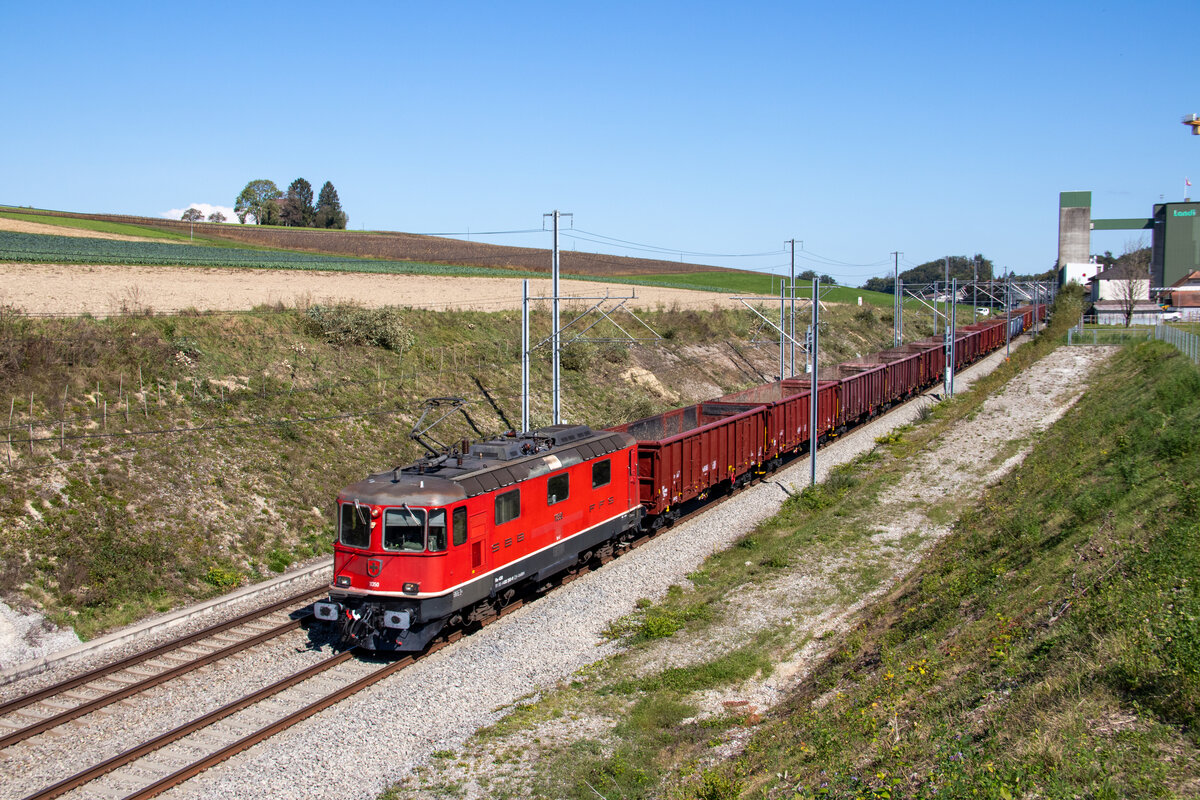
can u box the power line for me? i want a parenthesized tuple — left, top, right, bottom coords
(563, 229, 787, 259)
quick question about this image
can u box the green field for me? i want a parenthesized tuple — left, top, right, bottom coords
(0, 209, 246, 246)
(619, 270, 988, 313)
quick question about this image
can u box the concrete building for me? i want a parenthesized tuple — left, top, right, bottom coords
(1151, 202, 1200, 289)
(1055, 191, 1200, 291)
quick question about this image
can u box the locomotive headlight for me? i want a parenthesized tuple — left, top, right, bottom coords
(402, 582, 419, 595)
(335, 575, 352, 588)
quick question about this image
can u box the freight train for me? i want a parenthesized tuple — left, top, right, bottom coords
(312, 304, 1045, 652)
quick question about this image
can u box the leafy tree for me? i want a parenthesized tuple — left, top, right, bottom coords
(860, 254, 995, 293)
(794, 269, 837, 285)
(280, 178, 316, 227)
(207, 211, 227, 223)
(234, 179, 282, 225)
(180, 208, 204, 222)
(314, 181, 348, 229)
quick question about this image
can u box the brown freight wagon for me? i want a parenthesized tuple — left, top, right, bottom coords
(607, 401, 769, 518)
(716, 379, 838, 461)
(822, 362, 888, 427)
(874, 349, 925, 402)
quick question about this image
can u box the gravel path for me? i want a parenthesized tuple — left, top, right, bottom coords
(146, 338, 1074, 800)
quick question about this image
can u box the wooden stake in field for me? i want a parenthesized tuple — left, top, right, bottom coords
(103, 400, 107, 430)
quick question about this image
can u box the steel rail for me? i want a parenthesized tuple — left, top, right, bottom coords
(120, 650, 418, 800)
(20, 651, 356, 800)
(0, 585, 324, 718)
(0, 616, 307, 750)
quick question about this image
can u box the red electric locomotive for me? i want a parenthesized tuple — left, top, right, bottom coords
(313, 424, 643, 651)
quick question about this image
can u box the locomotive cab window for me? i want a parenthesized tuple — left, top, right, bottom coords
(383, 508, 426, 552)
(495, 489, 520, 525)
(452, 506, 467, 547)
(547, 472, 569, 505)
(339, 503, 372, 549)
(427, 509, 447, 552)
(591, 458, 611, 489)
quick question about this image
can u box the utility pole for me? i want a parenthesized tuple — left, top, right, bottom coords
(891, 251, 902, 347)
(786, 239, 801, 377)
(944, 257, 950, 335)
(809, 277, 820, 487)
(779, 282, 786, 381)
(521, 279, 530, 432)
(544, 210, 572, 424)
(972, 256, 979, 324)
(1005, 271, 1012, 360)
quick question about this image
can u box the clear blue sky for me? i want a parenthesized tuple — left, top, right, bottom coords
(3, 1, 1196, 283)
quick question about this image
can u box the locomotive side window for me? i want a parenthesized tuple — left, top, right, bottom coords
(592, 458, 611, 489)
(452, 506, 468, 547)
(339, 503, 372, 549)
(547, 472, 569, 505)
(427, 509, 447, 552)
(383, 508, 426, 552)
(495, 489, 520, 525)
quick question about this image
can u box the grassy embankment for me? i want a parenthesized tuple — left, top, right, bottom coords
(0, 298, 913, 640)
(392, 289, 1200, 798)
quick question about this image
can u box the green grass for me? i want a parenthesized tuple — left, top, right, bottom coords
(1, 210, 198, 240)
(615, 270, 971, 311)
(0, 209, 264, 249)
(0, 229, 542, 276)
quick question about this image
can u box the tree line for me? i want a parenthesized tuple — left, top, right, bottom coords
(233, 178, 348, 229)
(861, 254, 996, 294)
(181, 208, 225, 223)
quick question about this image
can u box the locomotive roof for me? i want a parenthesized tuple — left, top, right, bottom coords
(340, 424, 634, 506)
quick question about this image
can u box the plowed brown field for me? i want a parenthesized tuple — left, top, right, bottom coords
(0, 262, 771, 316)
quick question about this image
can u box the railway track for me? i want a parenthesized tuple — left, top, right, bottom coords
(5, 514, 677, 800)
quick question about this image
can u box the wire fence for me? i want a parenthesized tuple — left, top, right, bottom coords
(1067, 321, 1200, 364)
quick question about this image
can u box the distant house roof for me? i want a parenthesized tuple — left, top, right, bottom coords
(1169, 269, 1200, 288)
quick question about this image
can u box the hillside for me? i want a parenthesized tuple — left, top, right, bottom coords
(0, 206, 744, 278)
(0, 300, 916, 645)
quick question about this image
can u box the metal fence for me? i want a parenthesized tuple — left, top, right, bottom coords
(1067, 322, 1200, 364)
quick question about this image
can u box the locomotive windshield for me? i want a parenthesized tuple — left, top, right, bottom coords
(383, 508, 426, 552)
(339, 503, 371, 549)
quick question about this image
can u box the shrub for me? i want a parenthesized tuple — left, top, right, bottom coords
(559, 341, 595, 371)
(203, 565, 243, 590)
(302, 304, 414, 351)
(601, 342, 631, 364)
